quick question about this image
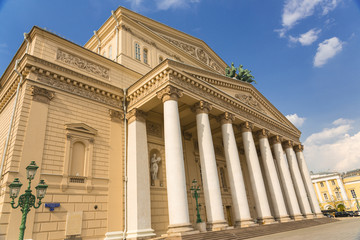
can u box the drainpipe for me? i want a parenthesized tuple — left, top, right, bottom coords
(93, 31, 101, 54)
(0, 33, 29, 180)
(122, 88, 128, 240)
(111, 10, 120, 62)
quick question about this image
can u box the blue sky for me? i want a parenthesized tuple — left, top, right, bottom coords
(0, 0, 360, 172)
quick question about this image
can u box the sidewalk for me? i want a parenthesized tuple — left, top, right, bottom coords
(248, 218, 360, 240)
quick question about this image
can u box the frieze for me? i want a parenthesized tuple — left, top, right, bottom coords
(159, 34, 224, 74)
(36, 74, 122, 108)
(56, 49, 109, 79)
(235, 94, 265, 113)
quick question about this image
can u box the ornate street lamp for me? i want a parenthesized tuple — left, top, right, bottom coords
(190, 179, 202, 223)
(8, 161, 48, 240)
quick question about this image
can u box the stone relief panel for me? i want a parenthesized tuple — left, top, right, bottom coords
(158, 34, 225, 74)
(147, 121, 162, 138)
(56, 49, 109, 79)
(235, 93, 265, 113)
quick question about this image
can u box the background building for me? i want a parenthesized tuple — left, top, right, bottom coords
(311, 169, 360, 212)
(0, 6, 322, 240)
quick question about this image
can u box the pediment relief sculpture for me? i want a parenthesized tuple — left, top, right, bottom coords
(235, 93, 265, 113)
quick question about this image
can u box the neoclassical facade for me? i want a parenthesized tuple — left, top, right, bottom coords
(0, 7, 322, 240)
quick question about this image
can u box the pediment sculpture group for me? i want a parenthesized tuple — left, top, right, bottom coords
(225, 63, 256, 84)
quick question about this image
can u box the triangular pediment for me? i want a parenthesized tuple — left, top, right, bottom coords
(65, 123, 97, 135)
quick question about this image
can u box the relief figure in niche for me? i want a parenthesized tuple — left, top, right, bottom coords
(150, 153, 161, 181)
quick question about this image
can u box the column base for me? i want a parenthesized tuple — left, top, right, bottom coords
(105, 231, 124, 240)
(234, 219, 258, 228)
(276, 215, 293, 223)
(315, 213, 325, 218)
(258, 216, 276, 225)
(166, 223, 197, 235)
(207, 220, 228, 231)
(126, 228, 156, 240)
(291, 214, 304, 221)
(304, 213, 315, 219)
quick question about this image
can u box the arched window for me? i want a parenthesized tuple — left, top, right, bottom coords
(143, 48, 148, 64)
(135, 43, 141, 60)
(70, 141, 85, 176)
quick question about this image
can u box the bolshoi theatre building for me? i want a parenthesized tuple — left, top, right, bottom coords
(0, 6, 323, 240)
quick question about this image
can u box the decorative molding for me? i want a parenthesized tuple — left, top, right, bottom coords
(30, 85, 55, 104)
(147, 121, 162, 138)
(235, 93, 265, 113)
(109, 109, 124, 122)
(56, 49, 109, 79)
(256, 129, 270, 139)
(193, 100, 212, 114)
(240, 121, 254, 132)
(126, 108, 146, 124)
(121, 24, 183, 62)
(156, 85, 183, 102)
(294, 144, 304, 152)
(159, 34, 224, 74)
(36, 74, 122, 108)
(218, 112, 235, 125)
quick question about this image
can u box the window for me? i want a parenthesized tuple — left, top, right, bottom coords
(351, 189, 357, 199)
(331, 180, 336, 185)
(108, 45, 112, 59)
(320, 182, 324, 187)
(135, 43, 141, 60)
(143, 48, 148, 64)
(70, 141, 85, 177)
(159, 56, 163, 63)
(335, 192, 341, 200)
(219, 167, 227, 191)
(323, 193, 328, 201)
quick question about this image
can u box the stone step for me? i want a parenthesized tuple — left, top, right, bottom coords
(155, 218, 338, 240)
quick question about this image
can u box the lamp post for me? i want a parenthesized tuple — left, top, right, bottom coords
(190, 179, 202, 223)
(8, 161, 48, 240)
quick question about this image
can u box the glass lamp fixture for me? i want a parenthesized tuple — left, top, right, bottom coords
(26, 161, 39, 180)
(9, 178, 22, 199)
(35, 180, 48, 199)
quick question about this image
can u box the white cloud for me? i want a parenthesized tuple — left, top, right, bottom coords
(278, 0, 342, 37)
(289, 28, 321, 45)
(313, 37, 343, 67)
(304, 119, 360, 172)
(286, 113, 306, 127)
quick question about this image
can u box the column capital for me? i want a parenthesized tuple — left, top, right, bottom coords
(282, 140, 294, 149)
(256, 129, 270, 139)
(156, 85, 183, 103)
(127, 109, 147, 124)
(270, 135, 283, 145)
(193, 100, 212, 114)
(294, 144, 304, 152)
(218, 112, 235, 125)
(109, 109, 124, 122)
(31, 85, 55, 104)
(240, 121, 253, 132)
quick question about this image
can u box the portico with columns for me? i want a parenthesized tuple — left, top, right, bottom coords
(123, 59, 322, 238)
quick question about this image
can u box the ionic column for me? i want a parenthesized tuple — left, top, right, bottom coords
(219, 113, 254, 227)
(283, 141, 313, 218)
(270, 136, 303, 220)
(240, 122, 274, 224)
(257, 130, 291, 222)
(294, 144, 323, 217)
(157, 86, 194, 234)
(126, 109, 155, 239)
(194, 101, 228, 231)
